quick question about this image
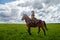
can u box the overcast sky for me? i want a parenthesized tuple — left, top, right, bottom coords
(0, 0, 60, 23)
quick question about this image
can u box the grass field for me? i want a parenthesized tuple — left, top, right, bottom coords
(0, 24, 60, 40)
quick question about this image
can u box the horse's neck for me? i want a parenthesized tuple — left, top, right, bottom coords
(25, 16, 30, 23)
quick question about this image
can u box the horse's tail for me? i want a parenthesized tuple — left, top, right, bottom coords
(43, 21, 48, 31)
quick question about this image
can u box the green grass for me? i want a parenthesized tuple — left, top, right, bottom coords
(0, 24, 60, 40)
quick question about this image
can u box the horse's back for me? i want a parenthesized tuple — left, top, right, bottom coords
(29, 22, 37, 27)
(28, 20, 42, 27)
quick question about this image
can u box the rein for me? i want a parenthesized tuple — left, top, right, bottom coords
(24, 15, 31, 23)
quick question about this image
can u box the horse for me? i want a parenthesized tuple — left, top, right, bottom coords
(21, 14, 48, 36)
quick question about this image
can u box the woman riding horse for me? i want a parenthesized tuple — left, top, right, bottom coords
(22, 13, 48, 36)
(31, 10, 38, 23)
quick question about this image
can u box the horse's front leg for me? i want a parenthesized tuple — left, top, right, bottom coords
(42, 27, 46, 36)
(28, 27, 31, 35)
(38, 27, 40, 34)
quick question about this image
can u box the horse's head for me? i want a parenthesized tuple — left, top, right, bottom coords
(21, 14, 25, 20)
(21, 14, 31, 23)
(21, 14, 27, 20)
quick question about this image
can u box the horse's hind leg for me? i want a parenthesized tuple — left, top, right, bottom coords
(42, 27, 46, 36)
(28, 27, 31, 35)
(44, 21, 48, 31)
(38, 27, 40, 34)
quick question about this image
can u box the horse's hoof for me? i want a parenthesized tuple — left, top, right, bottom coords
(29, 34, 32, 35)
(29, 33, 32, 35)
(46, 29, 48, 31)
(38, 32, 39, 34)
(44, 34, 46, 36)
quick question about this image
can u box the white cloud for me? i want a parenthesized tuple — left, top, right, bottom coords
(0, 0, 60, 23)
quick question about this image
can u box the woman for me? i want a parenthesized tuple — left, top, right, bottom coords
(31, 10, 37, 23)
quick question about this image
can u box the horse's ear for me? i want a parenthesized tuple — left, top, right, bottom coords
(22, 13, 24, 16)
(23, 13, 26, 15)
(23, 13, 24, 15)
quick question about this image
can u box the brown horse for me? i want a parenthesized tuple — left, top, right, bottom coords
(21, 14, 48, 36)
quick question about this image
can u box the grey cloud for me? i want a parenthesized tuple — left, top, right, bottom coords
(0, 8, 21, 22)
(0, 0, 60, 23)
(32, 1, 43, 9)
(21, 11, 31, 16)
(43, 0, 60, 7)
(0, 12, 11, 17)
(17, 1, 31, 7)
(17, 0, 60, 10)
(17, 0, 43, 9)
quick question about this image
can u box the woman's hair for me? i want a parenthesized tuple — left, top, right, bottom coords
(31, 10, 34, 13)
(31, 10, 35, 16)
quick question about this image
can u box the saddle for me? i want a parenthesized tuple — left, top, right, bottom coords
(29, 20, 41, 27)
(30, 19, 41, 24)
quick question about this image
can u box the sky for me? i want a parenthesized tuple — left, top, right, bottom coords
(0, 0, 16, 4)
(0, 0, 60, 23)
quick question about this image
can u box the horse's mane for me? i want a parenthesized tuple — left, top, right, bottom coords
(24, 14, 31, 20)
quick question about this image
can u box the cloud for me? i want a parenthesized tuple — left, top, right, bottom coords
(0, 0, 16, 4)
(16, 0, 60, 10)
(0, 4, 21, 23)
(0, 0, 60, 23)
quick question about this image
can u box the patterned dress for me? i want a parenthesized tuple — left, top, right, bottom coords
(31, 12, 37, 23)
